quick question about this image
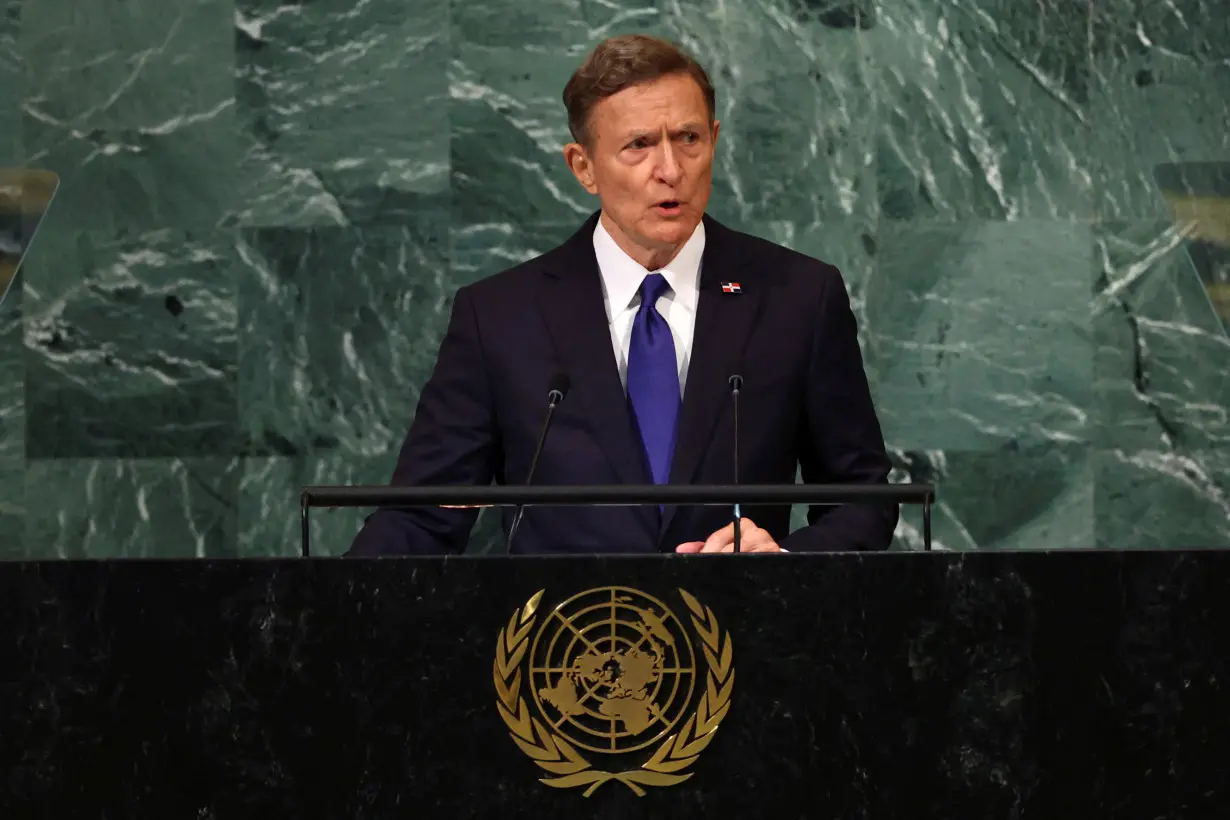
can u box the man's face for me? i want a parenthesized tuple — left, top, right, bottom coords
(564, 73, 719, 267)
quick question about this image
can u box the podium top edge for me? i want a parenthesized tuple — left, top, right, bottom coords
(299, 483, 937, 507)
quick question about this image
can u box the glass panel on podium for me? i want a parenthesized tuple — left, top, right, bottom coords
(2, 169, 58, 535)
(0, 168, 59, 309)
(1153, 161, 1230, 338)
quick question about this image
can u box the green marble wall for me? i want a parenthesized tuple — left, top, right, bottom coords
(1, 0, 1228, 557)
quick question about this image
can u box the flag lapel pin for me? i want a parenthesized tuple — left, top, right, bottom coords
(721, 282, 742, 294)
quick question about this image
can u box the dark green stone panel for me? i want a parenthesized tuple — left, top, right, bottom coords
(23, 229, 238, 459)
(868, 0, 1094, 220)
(1, 0, 20, 165)
(1090, 0, 1230, 219)
(0, 285, 21, 554)
(234, 0, 449, 228)
(235, 211, 452, 457)
(23, 457, 238, 558)
(868, 220, 1094, 452)
(18, 0, 238, 232)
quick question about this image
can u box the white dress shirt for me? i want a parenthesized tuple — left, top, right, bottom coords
(592, 218, 705, 396)
(592, 218, 783, 551)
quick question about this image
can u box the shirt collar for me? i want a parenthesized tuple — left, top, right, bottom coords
(593, 217, 705, 319)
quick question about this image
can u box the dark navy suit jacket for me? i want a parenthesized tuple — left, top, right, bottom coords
(347, 212, 898, 555)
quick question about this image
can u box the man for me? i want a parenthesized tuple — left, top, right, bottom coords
(347, 34, 897, 556)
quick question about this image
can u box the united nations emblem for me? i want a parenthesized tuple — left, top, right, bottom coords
(493, 586, 734, 796)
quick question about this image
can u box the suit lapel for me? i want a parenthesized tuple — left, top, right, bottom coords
(537, 214, 653, 492)
(661, 217, 763, 538)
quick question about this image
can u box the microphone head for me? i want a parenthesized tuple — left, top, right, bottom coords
(727, 356, 744, 383)
(548, 372, 570, 403)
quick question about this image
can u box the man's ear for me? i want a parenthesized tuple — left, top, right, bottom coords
(563, 142, 598, 195)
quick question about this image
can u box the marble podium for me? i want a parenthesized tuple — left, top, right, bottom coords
(2, 551, 1227, 818)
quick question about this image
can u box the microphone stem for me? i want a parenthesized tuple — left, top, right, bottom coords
(506, 396, 559, 553)
(732, 385, 740, 554)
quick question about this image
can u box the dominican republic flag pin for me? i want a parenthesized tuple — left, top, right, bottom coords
(721, 282, 742, 293)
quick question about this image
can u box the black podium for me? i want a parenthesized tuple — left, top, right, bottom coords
(2, 550, 1228, 818)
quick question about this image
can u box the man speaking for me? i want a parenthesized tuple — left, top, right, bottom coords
(347, 34, 897, 556)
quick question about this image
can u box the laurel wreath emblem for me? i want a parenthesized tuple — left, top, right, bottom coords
(493, 588, 734, 797)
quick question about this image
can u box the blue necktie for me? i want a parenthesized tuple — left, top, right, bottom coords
(626, 273, 681, 485)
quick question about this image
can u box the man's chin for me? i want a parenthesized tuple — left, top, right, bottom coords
(647, 215, 698, 243)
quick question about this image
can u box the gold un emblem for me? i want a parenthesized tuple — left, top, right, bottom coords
(493, 586, 735, 796)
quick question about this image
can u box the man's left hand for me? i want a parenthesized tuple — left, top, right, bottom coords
(675, 517, 781, 553)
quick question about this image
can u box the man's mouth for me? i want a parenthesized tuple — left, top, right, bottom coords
(655, 200, 682, 214)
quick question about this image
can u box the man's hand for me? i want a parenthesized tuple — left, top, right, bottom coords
(675, 517, 782, 553)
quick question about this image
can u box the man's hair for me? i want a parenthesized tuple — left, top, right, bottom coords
(562, 34, 716, 146)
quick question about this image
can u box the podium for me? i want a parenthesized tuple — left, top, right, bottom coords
(2, 550, 1228, 817)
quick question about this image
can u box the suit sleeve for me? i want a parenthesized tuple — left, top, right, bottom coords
(783, 265, 899, 552)
(346, 285, 501, 556)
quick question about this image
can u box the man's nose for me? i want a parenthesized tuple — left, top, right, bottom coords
(655, 137, 682, 183)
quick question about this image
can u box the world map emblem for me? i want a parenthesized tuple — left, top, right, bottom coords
(493, 586, 735, 796)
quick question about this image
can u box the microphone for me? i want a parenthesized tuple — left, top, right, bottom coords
(728, 367, 743, 553)
(505, 372, 570, 554)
